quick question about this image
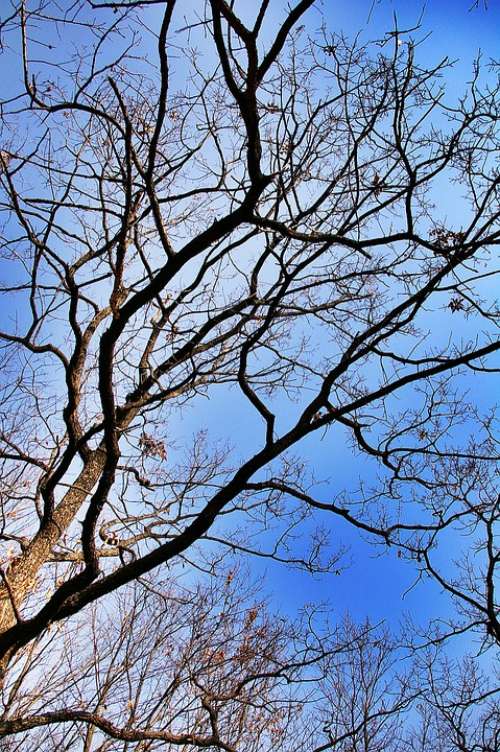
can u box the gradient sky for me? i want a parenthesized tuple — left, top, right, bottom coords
(0, 0, 497, 644)
(170, 0, 500, 632)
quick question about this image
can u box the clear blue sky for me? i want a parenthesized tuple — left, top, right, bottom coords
(171, 0, 500, 630)
(1, 0, 497, 639)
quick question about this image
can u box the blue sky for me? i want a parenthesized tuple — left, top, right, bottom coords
(1, 0, 497, 643)
(325, 0, 500, 58)
(162, 0, 500, 633)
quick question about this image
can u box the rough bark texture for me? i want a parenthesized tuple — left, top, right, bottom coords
(0, 448, 106, 635)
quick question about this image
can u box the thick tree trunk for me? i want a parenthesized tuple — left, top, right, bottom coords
(0, 447, 106, 636)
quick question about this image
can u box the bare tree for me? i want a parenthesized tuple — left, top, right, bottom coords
(0, 571, 410, 750)
(0, 0, 498, 746)
(2, 577, 495, 751)
(0, 571, 308, 749)
(401, 648, 500, 752)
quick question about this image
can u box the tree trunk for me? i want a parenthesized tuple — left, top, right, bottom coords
(0, 447, 106, 636)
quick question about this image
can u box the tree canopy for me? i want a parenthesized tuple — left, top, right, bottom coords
(0, 1, 498, 749)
